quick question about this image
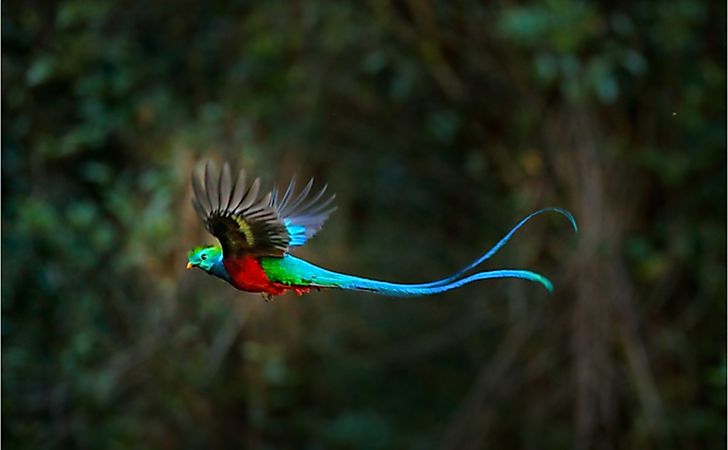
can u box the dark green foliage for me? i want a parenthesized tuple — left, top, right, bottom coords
(3, 0, 724, 449)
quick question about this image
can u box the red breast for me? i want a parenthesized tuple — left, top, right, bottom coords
(223, 256, 313, 297)
(223, 256, 273, 293)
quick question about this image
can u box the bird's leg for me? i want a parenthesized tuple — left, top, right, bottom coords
(262, 292, 274, 303)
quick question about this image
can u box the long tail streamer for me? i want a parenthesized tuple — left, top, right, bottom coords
(283, 208, 577, 296)
(406, 207, 577, 289)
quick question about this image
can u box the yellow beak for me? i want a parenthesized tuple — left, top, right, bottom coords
(186, 262, 193, 270)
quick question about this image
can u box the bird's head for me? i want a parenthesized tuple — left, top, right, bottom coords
(187, 245, 222, 272)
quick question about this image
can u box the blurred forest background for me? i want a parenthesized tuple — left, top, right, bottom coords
(2, 0, 726, 449)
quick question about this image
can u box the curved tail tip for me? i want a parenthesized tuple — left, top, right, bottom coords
(522, 270, 553, 293)
(540, 276, 554, 294)
(546, 207, 578, 233)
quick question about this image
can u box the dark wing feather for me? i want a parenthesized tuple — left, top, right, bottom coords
(192, 161, 290, 257)
(269, 176, 337, 247)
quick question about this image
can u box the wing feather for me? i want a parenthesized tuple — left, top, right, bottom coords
(277, 176, 297, 212)
(268, 176, 337, 247)
(238, 178, 260, 212)
(219, 162, 232, 212)
(280, 178, 314, 217)
(204, 162, 216, 212)
(228, 169, 247, 212)
(192, 169, 211, 213)
(192, 162, 290, 257)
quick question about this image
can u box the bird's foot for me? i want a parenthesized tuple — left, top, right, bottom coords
(262, 293, 274, 303)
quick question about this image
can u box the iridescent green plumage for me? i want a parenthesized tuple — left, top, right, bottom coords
(186, 161, 577, 298)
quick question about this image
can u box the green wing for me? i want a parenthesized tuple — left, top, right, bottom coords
(191, 162, 290, 258)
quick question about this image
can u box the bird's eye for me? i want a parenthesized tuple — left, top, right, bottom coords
(201, 254, 207, 260)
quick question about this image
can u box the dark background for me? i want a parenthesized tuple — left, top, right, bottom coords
(2, 1, 725, 449)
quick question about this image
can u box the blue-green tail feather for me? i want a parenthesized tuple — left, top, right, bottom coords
(261, 207, 576, 297)
(381, 207, 576, 290)
(327, 268, 553, 296)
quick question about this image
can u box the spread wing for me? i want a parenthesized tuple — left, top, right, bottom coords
(269, 176, 336, 247)
(191, 162, 290, 258)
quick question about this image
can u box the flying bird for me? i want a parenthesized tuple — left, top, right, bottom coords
(187, 162, 577, 300)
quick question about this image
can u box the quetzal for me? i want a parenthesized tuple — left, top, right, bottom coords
(186, 162, 577, 300)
